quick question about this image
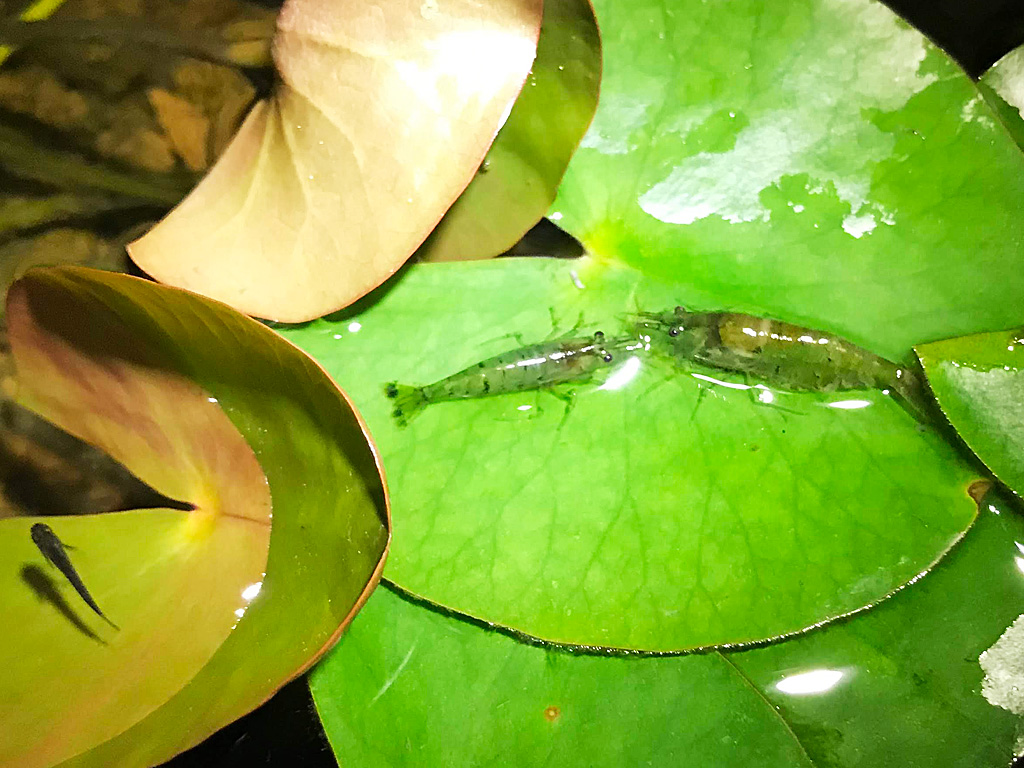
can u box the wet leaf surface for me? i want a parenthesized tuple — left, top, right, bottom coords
(729, 492, 1024, 767)
(552, 0, 1024, 361)
(916, 328, 1024, 498)
(417, 0, 601, 262)
(310, 492, 1024, 768)
(283, 0, 1024, 649)
(130, 0, 544, 321)
(282, 257, 979, 651)
(310, 585, 815, 768)
(0, 267, 388, 768)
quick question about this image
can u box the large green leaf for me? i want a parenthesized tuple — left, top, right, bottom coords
(915, 328, 1024, 498)
(1, 267, 388, 768)
(300, 0, 1024, 756)
(310, 492, 1024, 767)
(284, 0, 1022, 652)
(728, 491, 1024, 766)
(282, 256, 978, 652)
(417, 0, 601, 262)
(310, 585, 815, 768)
(552, 0, 1024, 361)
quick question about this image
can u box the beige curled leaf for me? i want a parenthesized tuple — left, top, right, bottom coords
(129, 0, 544, 321)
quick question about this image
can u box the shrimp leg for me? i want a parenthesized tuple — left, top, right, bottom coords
(542, 385, 577, 429)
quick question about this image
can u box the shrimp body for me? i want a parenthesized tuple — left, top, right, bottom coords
(636, 307, 927, 413)
(386, 331, 627, 424)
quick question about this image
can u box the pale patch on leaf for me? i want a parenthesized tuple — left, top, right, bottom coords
(985, 47, 1024, 120)
(980, 613, 1024, 757)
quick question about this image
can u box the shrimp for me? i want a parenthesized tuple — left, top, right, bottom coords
(385, 330, 630, 425)
(634, 306, 929, 419)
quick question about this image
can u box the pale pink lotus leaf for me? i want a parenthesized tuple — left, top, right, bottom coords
(129, 0, 544, 321)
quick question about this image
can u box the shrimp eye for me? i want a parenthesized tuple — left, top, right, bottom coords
(602, 352, 614, 362)
(385, 383, 399, 398)
(594, 331, 605, 341)
(668, 326, 680, 337)
(674, 305, 685, 314)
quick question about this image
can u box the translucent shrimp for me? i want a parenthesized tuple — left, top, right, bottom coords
(385, 330, 632, 425)
(633, 306, 930, 420)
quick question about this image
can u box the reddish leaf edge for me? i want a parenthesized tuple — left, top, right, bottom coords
(13, 265, 392, 756)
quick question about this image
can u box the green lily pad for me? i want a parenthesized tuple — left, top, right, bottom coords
(1, 267, 388, 768)
(282, 256, 979, 652)
(915, 328, 1024, 498)
(552, 0, 1024, 360)
(310, 492, 1024, 767)
(417, 0, 601, 262)
(728, 490, 1024, 766)
(979, 44, 1024, 150)
(286, 0, 1023, 654)
(310, 585, 814, 768)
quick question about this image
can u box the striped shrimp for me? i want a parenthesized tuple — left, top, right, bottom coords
(633, 306, 929, 419)
(385, 330, 631, 425)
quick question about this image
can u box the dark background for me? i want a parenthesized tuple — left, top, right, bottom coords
(163, 1, 1024, 766)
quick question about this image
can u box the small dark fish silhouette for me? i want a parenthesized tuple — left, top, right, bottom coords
(30, 522, 113, 626)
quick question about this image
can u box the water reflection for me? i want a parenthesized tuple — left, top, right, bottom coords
(690, 372, 751, 391)
(826, 399, 873, 410)
(232, 581, 264, 624)
(599, 356, 642, 391)
(241, 581, 263, 602)
(775, 668, 845, 695)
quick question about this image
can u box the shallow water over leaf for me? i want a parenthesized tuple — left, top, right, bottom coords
(283, 257, 979, 652)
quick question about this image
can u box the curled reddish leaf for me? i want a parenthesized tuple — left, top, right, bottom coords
(0, 267, 388, 768)
(1, 273, 271, 768)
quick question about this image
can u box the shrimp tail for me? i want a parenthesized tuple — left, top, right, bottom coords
(384, 382, 428, 427)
